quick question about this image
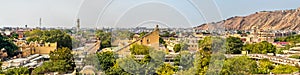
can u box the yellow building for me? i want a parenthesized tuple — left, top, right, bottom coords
(243, 26, 275, 43)
(116, 25, 160, 55)
(16, 40, 57, 57)
(32, 42, 57, 55)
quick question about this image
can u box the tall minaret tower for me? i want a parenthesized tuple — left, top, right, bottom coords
(77, 18, 80, 32)
(39, 18, 42, 28)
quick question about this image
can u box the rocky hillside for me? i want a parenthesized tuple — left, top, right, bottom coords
(195, 8, 300, 30)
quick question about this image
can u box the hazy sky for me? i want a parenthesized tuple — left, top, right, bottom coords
(1, 0, 300, 28)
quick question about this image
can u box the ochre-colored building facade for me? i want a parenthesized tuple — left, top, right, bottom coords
(16, 41, 57, 57)
(116, 25, 160, 55)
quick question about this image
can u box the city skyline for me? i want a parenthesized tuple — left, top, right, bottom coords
(1, 0, 300, 28)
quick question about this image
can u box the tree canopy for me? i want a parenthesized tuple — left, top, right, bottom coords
(87, 51, 130, 75)
(271, 65, 299, 74)
(225, 36, 244, 54)
(5, 67, 29, 75)
(243, 41, 276, 54)
(32, 47, 75, 74)
(174, 51, 194, 70)
(49, 47, 75, 69)
(198, 36, 225, 52)
(0, 34, 18, 57)
(129, 44, 150, 55)
(95, 30, 112, 49)
(105, 63, 131, 75)
(117, 50, 165, 75)
(156, 64, 176, 75)
(221, 56, 258, 75)
(96, 51, 117, 71)
(191, 36, 226, 75)
(256, 59, 275, 74)
(173, 44, 181, 53)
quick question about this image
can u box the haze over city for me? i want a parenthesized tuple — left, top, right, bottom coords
(2, 0, 300, 75)
(1, 0, 300, 28)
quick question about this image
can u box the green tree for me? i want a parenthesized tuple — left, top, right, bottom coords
(97, 51, 117, 71)
(117, 57, 144, 74)
(26, 36, 41, 42)
(256, 59, 274, 74)
(198, 36, 213, 52)
(129, 44, 150, 55)
(174, 51, 194, 70)
(32, 61, 55, 74)
(159, 37, 165, 45)
(194, 50, 210, 74)
(180, 43, 189, 51)
(5, 67, 29, 75)
(24, 29, 43, 37)
(271, 65, 299, 74)
(139, 32, 147, 37)
(243, 41, 276, 54)
(42, 60, 72, 73)
(243, 44, 255, 53)
(11, 33, 19, 39)
(33, 47, 75, 74)
(105, 63, 131, 75)
(258, 41, 276, 53)
(156, 64, 176, 75)
(137, 54, 151, 64)
(169, 37, 175, 40)
(161, 31, 170, 37)
(221, 56, 258, 75)
(176, 67, 197, 75)
(0, 34, 18, 57)
(96, 30, 112, 49)
(194, 36, 225, 75)
(173, 44, 181, 53)
(83, 54, 99, 68)
(206, 53, 226, 75)
(225, 36, 244, 54)
(100, 39, 111, 49)
(49, 47, 75, 69)
(193, 50, 211, 75)
(117, 50, 165, 75)
(237, 31, 243, 34)
(46, 30, 73, 49)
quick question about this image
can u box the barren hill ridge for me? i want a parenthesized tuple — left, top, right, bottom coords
(195, 8, 300, 30)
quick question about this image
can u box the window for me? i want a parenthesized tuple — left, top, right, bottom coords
(147, 38, 150, 44)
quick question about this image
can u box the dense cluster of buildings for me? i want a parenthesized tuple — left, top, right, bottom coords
(1, 24, 300, 74)
(0, 27, 59, 70)
(110, 25, 300, 55)
(0, 27, 30, 40)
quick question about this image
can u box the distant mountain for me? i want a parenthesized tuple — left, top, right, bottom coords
(195, 8, 300, 30)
